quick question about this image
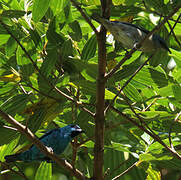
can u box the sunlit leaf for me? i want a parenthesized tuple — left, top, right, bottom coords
(0, 34, 10, 46)
(32, 0, 50, 22)
(35, 162, 52, 180)
(81, 34, 97, 61)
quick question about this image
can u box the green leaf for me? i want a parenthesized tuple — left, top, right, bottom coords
(35, 162, 52, 180)
(2, 10, 26, 18)
(29, 29, 43, 50)
(0, 127, 19, 146)
(159, 84, 181, 100)
(69, 58, 98, 80)
(104, 149, 126, 179)
(68, 20, 82, 42)
(0, 94, 29, 116)
(170, 49, 181, 68)
(0, 83, 14, 95)
(40, 49, 58, 77)
(83, 140, 94, 148)
(5, 36, 17, 57)
(27, 107, 47, 133)
(16, 44, 34, 77)
(105, 89, 117, 100)
(61, 39, 73, 58)
(50, 0, 69, 16)
(121, 81, 143, 102)
(46, 19, 65, 46)
(113, 0, 125, 5)
(146, 164, 161, 180)
(74, 80, 117, 99)
(149, 50, 170, 67)
(140, 153, 172, 162)
(105, 142, 131, 152)
(0, 138, 19, 162)
(0, 34, 10, 46)
(32, 0, 51, 23)
(144, 0, 167, 14)
(81, 34, 97, 61)
(16, 45, 28, 66)
(134, 67, 168, 88)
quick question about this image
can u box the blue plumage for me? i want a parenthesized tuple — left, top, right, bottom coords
(5, 124, 83, 162)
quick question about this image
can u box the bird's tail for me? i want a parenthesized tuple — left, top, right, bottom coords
(4, 154, 21, 163)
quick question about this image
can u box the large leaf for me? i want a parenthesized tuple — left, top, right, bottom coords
(32, 0, 51, 22)
(50, 0, 69, 16)
(81, 34, 97, 61)
(0, 34, 10, 46)
(5, 36, 17, 57)
(2, 10, 26, 18)
(0, 127, 19, 146)
(0, 138, 19, 162)
(40, 49, 58, 77)
(0, 94, 29, 116)
(35, 162, 52, 180)
(68, 20, 82, 42)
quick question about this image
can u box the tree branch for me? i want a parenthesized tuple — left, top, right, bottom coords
(111, 106, 181, 161)
(104, 53, 154, 115)
(93, 0, 111, 179)
(0, 110, 87, 180)
(0, 161, 29, 180)
(105, 4, 181, 80)
(168, 111, 181, 150)
(112, 161, 138, 180)
(0, 19, 94, 119)
(167, 13, 181, 48)
(70, 0, 98, 35)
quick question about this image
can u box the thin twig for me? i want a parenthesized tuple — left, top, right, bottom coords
(71, 138, 78, 168)
(168, 111, 181, 150)
(142, 97, 158, 112)
(105, 5, 181, 80)
(168, 13, 181, 38)
(108, 159, 129, 178)
(104, 54, 154, 115)
(142, 0, 181, 23)
(24, 83, 95, 117)
(112, 161, 138, 180)
(70, 0, 98, 35)
(0, 161, 29, 180)
(111, 106, 181, 160)
(167, 13, 181, 48)
(0, 19, 94, 118)
(0, 20, 39, 73)
(122, 93, 156, 136)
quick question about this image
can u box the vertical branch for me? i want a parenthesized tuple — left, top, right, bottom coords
(93, 0, 111, 179)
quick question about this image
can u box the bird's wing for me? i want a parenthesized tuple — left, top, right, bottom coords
(39, 128, 59, 140)
(112, 21, 150, 34)
(28, 129, 59, 150)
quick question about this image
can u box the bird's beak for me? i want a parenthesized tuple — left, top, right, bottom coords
(71, 125, 84, 138)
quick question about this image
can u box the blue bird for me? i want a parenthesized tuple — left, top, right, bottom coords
(4, 124, 83, 162)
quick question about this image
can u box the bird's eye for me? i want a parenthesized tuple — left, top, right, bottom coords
(70, 124, 76, 128)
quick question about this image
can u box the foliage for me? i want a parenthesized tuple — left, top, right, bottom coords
(0, 0, 181, 179)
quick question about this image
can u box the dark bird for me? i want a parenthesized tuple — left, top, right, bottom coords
(4, 124, 83, 162)
(91, 14, 170, 53)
